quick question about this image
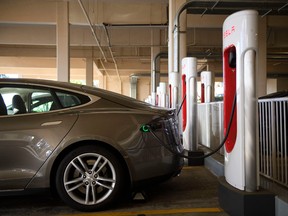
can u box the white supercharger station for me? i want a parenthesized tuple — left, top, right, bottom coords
(223, 10, 258, 192)
(181, 57, 198, 151)
(200, 71, 213, 103)
(157, 82, 168, 108)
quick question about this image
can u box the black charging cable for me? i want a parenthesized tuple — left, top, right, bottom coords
(177, 94, 186, 116)
(147, 94, 237, 159)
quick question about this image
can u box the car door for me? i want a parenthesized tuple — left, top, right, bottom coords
(0, 86, 79, 190)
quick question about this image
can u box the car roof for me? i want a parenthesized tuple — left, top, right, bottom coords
(0, 78, 170, 114)
(0, 78, 83, 92)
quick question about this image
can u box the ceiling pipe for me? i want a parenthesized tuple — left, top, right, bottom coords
(201, 8, 208, 17)
(131, 73, 168, 78)
(278, 2, 288, 12)
(103, 23, 168, 28)
(171, 0, 241, 109)
(99, 59, 110, 77)
(211, 0, 220, 10)
(173, 0, 198, 76)
(171, 0, 197, 109)
(151, 52, 168, 105)
(261, 9, 272, 18)
(78, 0, 107, 62)
(102, 24, 122, 84)
(152, 52, 168, 93)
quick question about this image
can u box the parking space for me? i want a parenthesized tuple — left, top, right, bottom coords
(0, 166, 228, 216)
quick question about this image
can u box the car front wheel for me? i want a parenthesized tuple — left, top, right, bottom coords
(55, 145, 126, 211)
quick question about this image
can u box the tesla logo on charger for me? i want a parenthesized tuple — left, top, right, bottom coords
(223, 25, 236, 39)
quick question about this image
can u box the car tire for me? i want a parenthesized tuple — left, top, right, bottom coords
(55, 145, 126, 211)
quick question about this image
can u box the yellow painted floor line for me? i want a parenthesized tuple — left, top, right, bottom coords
(61, 207, 223, 216)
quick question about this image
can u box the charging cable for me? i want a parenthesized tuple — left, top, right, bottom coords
(147, 94, 236, 159)
(177, 94, 186, 116)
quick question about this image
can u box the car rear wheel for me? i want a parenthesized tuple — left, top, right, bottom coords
(55, 145, 126, 211)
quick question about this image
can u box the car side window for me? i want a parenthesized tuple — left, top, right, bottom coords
(0, 87, 55, 115)
(31, 92, 54, 113)
(0, 86, 91, 116)
(1, 90, 29, 115)
(55, 91, 90, 108)
(0, 93, 7, 115)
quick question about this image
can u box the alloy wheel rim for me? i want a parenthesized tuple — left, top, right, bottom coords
(63, 152, 116, 205)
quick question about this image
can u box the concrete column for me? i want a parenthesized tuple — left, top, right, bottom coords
(169, 0, 187, 109)
(130, 76, 138, 99)
(256, 18, 267, 190)
(258, 17, 267, 97)
(266, 79, 277, 94)
(168, 0, 175, 74)
(277, 78, 288, 91)
(151, 29, 161, 105)
(178, 0, 187, 134)
(56, 2, 70, 82)
(178, 1, 187, 73)
(168, 0, 175, 107)
(86, 57, 93, 86)
(103, 74, 107, 90)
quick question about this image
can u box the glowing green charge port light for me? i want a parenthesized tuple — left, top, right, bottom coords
(140, 124, 150, 133)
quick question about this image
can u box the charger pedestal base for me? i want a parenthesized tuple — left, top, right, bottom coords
(187, 151, 204, 166)
(218, 177, 275, 216)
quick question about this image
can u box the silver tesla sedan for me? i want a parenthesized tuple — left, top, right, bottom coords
(0, 78, 183, 211)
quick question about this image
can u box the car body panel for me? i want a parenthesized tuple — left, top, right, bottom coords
(0, 111, 78, 190)
(0, 78, 183, 196)
(27, 106, 183, 189)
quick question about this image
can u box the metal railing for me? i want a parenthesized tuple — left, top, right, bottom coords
(197, 97, 288, 188)
(259, 97, 288, 188)
(197, 102, 224, 155)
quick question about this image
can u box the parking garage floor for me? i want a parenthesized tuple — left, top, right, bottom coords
(0, 166, 229, 216)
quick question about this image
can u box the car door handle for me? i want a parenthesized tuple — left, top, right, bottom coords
(41, 121, 62, 126)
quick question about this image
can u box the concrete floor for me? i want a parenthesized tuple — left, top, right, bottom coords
(0, 166, 229, 216)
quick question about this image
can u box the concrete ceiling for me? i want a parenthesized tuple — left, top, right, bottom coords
(0, 0, 288, 80)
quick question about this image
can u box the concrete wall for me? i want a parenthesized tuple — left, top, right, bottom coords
(0, 63, 159, 101)
(266, 78, 288, 95)
(277, 78, 288, 91)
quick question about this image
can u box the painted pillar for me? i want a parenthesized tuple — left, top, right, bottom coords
(130, 76, 138, 99)
(257, 16, 267, 97)
(86, 57, 93, 86)
(169, 0, 187, 109)
(151, 29, 161, 106)
(56, 1, 70, 82)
